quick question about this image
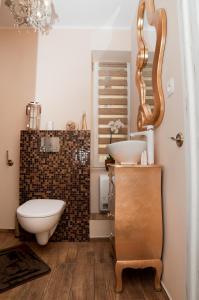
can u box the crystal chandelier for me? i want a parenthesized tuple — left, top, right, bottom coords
(5, 0, 58, 34)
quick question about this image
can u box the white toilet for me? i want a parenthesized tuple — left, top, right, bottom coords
(17, 199, 66, 245)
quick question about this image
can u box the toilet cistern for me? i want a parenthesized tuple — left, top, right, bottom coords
(130, 125, 154, 165)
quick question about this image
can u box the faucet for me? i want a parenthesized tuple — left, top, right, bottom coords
(130, 125, 154, 165)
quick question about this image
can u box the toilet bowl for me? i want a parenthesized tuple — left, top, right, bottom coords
(17, 199, 66, 245)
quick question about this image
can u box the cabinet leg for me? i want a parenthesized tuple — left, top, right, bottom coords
(115, 262, 123, 293)
(154, 260, 162, 291)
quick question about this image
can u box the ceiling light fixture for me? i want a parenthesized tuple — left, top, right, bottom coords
(5, 0, 58, 34)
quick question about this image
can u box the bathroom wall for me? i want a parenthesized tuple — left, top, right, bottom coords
(0, 29, 38, 229)
(0, 27, 131, 230)
(131, 1, 187, 299)
(35, 28, 131, 130)
(34, 28, 132, 225)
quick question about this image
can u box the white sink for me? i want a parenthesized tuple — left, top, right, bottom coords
(106, 140, 147, 164)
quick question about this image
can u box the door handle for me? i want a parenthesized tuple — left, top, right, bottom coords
(170, 132, 184, 147)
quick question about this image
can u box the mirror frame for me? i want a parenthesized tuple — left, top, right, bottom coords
(136, 0, 167, 130)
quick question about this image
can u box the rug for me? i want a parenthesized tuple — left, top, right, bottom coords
(0, 244, 51, 293)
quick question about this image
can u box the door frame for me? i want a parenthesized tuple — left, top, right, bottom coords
(178, 0, 199, 299)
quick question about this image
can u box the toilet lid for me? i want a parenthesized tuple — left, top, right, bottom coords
(17, 199, 66, 218)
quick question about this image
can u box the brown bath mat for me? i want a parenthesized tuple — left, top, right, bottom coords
(0, 244, 50, 293)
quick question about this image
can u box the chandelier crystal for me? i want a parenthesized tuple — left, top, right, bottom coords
(5, 0, 58, 34)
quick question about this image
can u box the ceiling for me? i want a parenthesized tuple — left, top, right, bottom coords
(0, 0, 137, 28)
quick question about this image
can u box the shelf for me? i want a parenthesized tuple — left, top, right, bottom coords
(90, 213, 110, 220)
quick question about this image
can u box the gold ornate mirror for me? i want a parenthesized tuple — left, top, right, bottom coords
(136, 0, 167, 130)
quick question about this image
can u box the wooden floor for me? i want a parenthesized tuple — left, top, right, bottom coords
(0, 233, 168, 300)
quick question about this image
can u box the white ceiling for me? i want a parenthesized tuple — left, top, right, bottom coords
(0, 0, 137, 28)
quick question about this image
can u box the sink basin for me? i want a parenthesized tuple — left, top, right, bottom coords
(106, 140, 147, 164)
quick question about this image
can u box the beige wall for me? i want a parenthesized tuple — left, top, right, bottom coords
(35, 28, 131, 215)
(0, 29, 38, 229)
(36, 28, 131, 130)
(131, 1, 187, 300)
(0, 28, 131, 229)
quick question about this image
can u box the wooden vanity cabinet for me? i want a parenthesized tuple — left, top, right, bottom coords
(108, 165, 163, 292)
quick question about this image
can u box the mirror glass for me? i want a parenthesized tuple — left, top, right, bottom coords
(142, 13, 156, 114)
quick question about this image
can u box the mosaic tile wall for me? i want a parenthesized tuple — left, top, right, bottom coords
(19, 130, 90, 242)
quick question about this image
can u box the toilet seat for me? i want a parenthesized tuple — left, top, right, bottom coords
(17, 199, 65, 218)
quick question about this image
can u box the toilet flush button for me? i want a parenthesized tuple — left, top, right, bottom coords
(167, 78, 175, 97)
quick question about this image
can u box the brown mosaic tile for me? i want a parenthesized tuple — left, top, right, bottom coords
(19, 130, 90, 242)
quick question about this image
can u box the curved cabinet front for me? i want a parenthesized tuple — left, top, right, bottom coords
(109, 165, 163, 292)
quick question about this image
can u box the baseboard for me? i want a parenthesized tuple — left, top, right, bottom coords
(161, 281, 172, 300)
(90, 234, 110, 239)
